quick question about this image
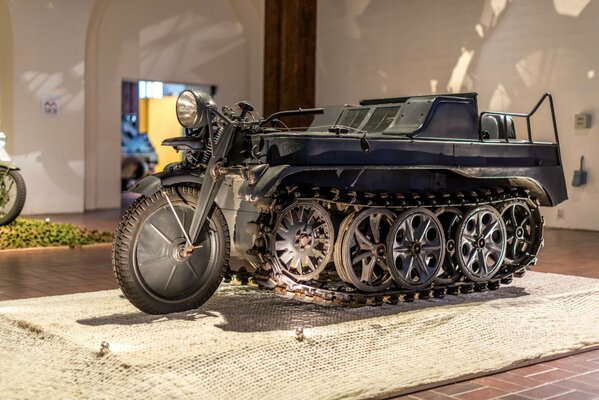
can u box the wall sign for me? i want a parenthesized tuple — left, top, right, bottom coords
(41, 95, 60, 118)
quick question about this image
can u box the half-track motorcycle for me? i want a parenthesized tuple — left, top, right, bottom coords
(113, 90, 567, 314)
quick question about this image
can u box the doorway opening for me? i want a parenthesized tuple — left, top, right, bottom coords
(120, 80, 216, 199)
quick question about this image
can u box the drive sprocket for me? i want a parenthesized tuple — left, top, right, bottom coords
(271, 201, 334, 281)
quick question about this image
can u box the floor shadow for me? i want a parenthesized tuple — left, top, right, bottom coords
(77, 284, 529, 333)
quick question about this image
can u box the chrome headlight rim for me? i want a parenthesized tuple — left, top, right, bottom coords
(175, 90, 215, 130)
(176, 90, 200, 129)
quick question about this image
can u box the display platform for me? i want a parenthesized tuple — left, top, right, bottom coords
(1, 271, 598, 400)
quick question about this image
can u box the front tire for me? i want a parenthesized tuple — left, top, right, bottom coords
(0, 168, 26, 226)
(112, 186, 229, 314)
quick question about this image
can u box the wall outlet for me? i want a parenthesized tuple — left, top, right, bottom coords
(575, 114, 591, 129)
(557, 208, 565, 219)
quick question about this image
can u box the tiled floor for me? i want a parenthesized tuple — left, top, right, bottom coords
(1, 211, 599, 399)
(534, 228, 599, 279)
(399, 350, 599, 400)
(0, 245, 114, 301)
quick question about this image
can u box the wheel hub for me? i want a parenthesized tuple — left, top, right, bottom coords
(446, 239, 455, 253)
(172, 240, 191, 262)
(410, 242, 422, 255)
(477, 236, 486, 249)
(373, 243, 386, 258)
(296, 232, 312, 250)
(515, 227, 525, 239)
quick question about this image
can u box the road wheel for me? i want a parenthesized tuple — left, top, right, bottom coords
(336, 208, 396, 292)
(387, 208, 445, 290)
(456, 205, 506, 282)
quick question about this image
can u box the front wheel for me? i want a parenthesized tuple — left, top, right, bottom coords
(0, 167, 26, 226)
(112, 186, 230, 314)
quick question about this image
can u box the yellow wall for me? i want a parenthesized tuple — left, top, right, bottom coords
(138, 98, 148, 133)
(145, 96, 183, 172)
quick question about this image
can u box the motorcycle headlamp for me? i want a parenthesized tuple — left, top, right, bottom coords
(176, 90, 216, 130)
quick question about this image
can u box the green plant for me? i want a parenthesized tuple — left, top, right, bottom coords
(0, 218, 113, 249)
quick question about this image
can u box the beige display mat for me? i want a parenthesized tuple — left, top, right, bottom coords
(1, 271, 599, 400)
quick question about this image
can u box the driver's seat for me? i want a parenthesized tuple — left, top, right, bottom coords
(481, 114, 516, 140)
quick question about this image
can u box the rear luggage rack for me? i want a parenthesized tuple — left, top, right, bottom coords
(480, 93, 560, 145)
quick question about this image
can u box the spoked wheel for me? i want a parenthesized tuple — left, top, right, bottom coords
(387, 208, 445, 290)
(272, 201, 334, 281)
(500, 201, 542, 266)
(0, 167, 26, 226)
(336, 208, 396, 292)
(456, 205, 506, 282)
(434, 207, 463, 285)
(112, 186, 229, 314)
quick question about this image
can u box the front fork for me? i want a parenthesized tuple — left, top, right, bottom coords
(184, 115, 237, 253)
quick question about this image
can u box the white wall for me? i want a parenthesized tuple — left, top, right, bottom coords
(317, 0, 599, 230)
(0, 0, 13, 151)
(2, 0, 263, 214)
(5, 0, 94, 214)
(85, 0, 264, 210)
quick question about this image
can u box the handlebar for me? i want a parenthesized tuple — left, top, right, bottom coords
(259, 107, 324, 127)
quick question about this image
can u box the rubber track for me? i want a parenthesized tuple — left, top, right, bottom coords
(237, 186, 542, 307)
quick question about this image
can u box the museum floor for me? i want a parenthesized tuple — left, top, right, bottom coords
(1, 211, 598, 400)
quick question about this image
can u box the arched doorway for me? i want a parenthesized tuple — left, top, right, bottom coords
(84, 0, 264, 210)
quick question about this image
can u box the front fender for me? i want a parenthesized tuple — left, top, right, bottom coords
(0, 161, 19, 170)
(129, 169, 204, 196)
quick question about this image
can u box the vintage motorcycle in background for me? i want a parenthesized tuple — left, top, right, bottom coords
(113, 89, 566, 315)
(121, 114, 158, 191)
(0, 131, 26, 226)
